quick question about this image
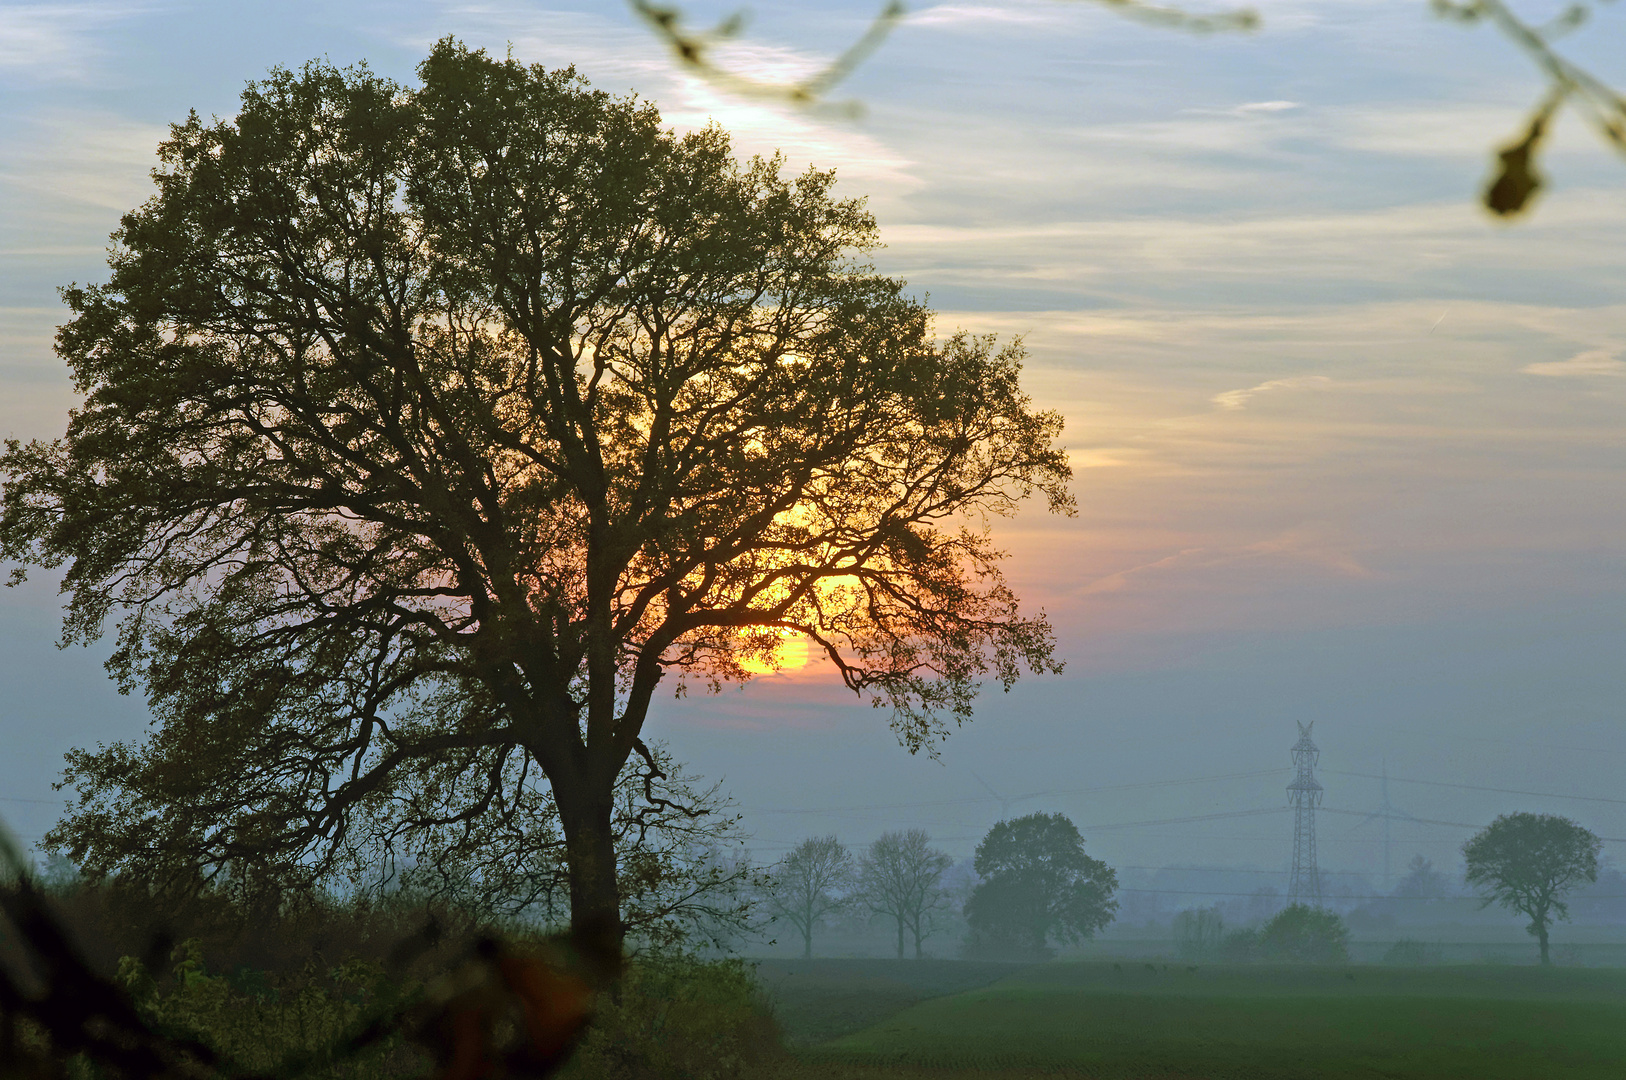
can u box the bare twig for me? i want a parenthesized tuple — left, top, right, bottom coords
(628, 0, 908, 117)
(1433, 0, 1626, 216)
(627, 0, 1257, 116)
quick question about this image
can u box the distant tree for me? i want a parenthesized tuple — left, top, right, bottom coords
(1257, 904, 1350, 964)
(857, 829, 952, 959)
(1393, 855, 1451, 900)
(963, 813, 1116, 960)
(1172, 906, 1225, 961)
(1, 40, 1072, 944)
(1463, 812, 1601, 965)
(768, 836, 853, 959)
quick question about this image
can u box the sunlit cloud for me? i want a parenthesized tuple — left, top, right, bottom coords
(1212, 375, 1332, 411)
(1521, 349, 1625, 378)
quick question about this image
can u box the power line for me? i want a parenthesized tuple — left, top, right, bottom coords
(1325, 770, 1626, 807)
(1118, 887, 1626, 900)
(1461, 734, 1626, 758)
(1084, 807, 1285, 831)
(1319, 806, 1480, 830)
(740, 768, 1289, 817)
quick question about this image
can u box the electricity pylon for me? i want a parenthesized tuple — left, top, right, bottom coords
(1286, 721, 1324, 907)
(971, 771, 1041, 823)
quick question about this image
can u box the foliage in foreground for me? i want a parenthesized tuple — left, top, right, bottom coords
(1, 868, 777, 1080)
(104, 941, 775, 1080)
(113, 940, 412, 1080)
(564, 954, 782, 1080)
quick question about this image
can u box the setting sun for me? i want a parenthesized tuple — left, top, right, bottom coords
(738, 629, 816, 675)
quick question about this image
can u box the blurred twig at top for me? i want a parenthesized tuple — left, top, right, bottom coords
(631, 0, 1623, 223)
(627, 0, 1257, 117)
(1077, 0, 1258, 33)
(1434, 0, 1625, 217)
(628, 0, 908, 117)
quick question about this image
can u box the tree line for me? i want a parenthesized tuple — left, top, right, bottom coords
(1170, 812, 1604, 967)
(764, 811, 1119, 961)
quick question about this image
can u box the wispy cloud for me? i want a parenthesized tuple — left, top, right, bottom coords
(1, 111, 166, 214)
(1076, 524, 1374, 596)
(1233, 100, 1299, 115)
(909, 3, 1069, 29)
(1522, 349, 1625, 378)
(0, 3, 151, 81)
(1183, 100, 1301, 118)
(1212, 375, 1331, 410)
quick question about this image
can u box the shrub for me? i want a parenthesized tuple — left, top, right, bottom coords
(1383, 938, 1444, 965)
(563, 954, 782, 1080)
(1216, 927, 1259, 963)
(116, 939, 415, 1080)
(1257, 904, 1350, 964)
(960, 924, 1049, 962)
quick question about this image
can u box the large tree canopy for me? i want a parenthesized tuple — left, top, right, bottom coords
(0, 40, 1072, 939)
(964, 813, 1116, 959)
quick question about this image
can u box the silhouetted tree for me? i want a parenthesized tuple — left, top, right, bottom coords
(1463, 812, 1600, 965)
(767, 836, 853, 959)
(0, 41, 1071, 944)
(964, 813, 1116, 960)
(1393, 854, 1452, 900)
(856, 829, 952, 959)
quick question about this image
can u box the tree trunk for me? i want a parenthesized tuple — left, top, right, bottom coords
(558, 784, 623, 949)
(1530, 904, 1551, 966)
(803, 921, 813, 960)
(896, 916, 905, 960)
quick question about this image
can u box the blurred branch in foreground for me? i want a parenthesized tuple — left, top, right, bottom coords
(0, 817, 618, 1080)
(627, 0, 1256, 116)
(1436, 0, 1623, 217)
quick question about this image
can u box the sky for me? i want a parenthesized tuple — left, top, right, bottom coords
(2, 0, 1624, 897)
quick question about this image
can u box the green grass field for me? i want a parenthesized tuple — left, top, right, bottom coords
(768, 960, 1626, 1080)
(755, 959, 1031, 1046)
